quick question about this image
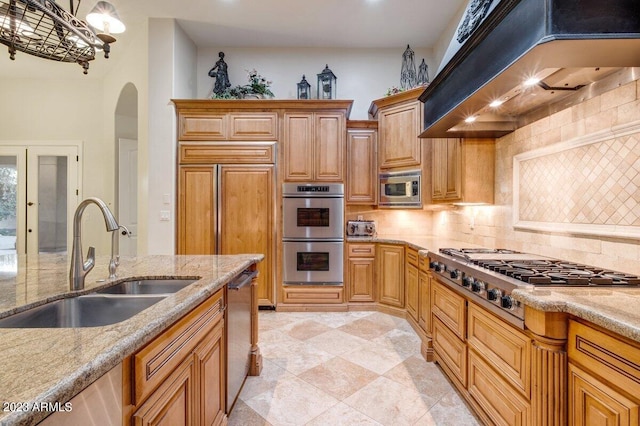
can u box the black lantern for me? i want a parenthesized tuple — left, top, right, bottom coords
(317, 64, 337, 99)
(297, 75, 311, 99)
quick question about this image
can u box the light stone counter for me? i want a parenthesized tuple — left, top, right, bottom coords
(0, 253, 263, 426)
(347, 235, 640, 344)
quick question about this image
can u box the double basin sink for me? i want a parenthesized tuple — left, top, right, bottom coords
(0, 279, 197, 329)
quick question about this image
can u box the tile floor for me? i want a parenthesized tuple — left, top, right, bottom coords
(228, 310, 480, 426)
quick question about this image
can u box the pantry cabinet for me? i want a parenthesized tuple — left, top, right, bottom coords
(430, 137, 495, 204)
(376, 244, 405, 309)
(283, 111, 346, 181)
(369, 87, 424, 171)
(346, 121, 377, 205)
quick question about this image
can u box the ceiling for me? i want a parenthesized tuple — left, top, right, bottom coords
(1, 0, 466, 78)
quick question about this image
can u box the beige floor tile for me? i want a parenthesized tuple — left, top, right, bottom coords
(310, 311, 377, 328)
(228, 399, 272, 426)
(305, 329, 370, 356)
(239, 359, 296, 402)
(338, 317, 396, 341)
(339, 339, 408, 375)
(281, 319, 332, 340)
(372, 328, 422, 359)
(343, 376, 433, 426)
(383, 355, 453, 399)
(414, 391, 480, 426)
(298, 357, 379, 400)
(265, 339, 335, 375)
(243, 375, 339, 426)
(306, 402, 382, 426)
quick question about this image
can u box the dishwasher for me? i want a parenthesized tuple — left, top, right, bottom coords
(226, 268, 257, 413)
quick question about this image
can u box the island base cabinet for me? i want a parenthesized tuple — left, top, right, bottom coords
(569, 363, 639, 426)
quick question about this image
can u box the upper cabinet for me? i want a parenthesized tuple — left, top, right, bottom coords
(283, 106, 350, 182)
(369, 87, 424, 171)
(430, 137, 495, 204)
(179, 111, 278, 141)
(346, 121, 377, 205)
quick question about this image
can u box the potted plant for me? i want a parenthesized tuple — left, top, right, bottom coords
(212, 69, 274, 99)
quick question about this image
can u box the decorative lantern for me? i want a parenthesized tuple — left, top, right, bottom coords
(317, 64, 337, 99)
(297, 75, 311, 99)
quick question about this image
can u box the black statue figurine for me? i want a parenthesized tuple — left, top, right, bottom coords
(209, 52, 231, 96)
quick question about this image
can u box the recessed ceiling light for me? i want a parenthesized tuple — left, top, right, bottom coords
(523, 77, 541, 86)
(489, 99, 504, 108)
(464, 116, 477, 123)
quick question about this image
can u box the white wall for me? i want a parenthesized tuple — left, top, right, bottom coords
(195, 47, 435, 119)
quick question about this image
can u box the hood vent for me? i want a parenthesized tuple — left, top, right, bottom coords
(418, 0, 640, 138)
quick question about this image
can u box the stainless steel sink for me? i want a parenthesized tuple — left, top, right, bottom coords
(0, 294, 166, 328)
(95, 279, 197, 295)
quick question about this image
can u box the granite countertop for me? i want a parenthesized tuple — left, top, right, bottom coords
(347, 235, 640, 345)
(0, 253, 263, 426)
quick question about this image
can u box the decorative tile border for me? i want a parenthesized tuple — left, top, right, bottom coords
(513, 120, 640, 240)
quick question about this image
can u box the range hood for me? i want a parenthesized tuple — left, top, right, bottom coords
(419, 0, 640, 138)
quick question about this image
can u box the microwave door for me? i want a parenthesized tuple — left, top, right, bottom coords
(383, 181, 411, 198)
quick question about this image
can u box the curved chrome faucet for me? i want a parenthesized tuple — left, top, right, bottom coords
(109, 224, 131, 279)
(69, 197, 119, 291)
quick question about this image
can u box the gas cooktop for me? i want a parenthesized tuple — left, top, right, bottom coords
(438, 248, 640, 287)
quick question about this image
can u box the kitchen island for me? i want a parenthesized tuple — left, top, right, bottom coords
(0, 253, 263, 426)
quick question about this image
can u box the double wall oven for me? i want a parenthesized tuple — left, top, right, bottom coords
(282, 183, 344, 286)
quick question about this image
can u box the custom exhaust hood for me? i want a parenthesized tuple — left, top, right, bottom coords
(418, 0, 640, 138)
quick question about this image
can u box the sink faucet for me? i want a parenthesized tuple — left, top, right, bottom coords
(69, 197, 119, 291)
(109, 225, 131, 279)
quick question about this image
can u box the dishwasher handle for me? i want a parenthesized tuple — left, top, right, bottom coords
(228, 269, 258, 291)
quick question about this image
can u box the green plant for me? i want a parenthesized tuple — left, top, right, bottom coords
(212, 69, 274, 99)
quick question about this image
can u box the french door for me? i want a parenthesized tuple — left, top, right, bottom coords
(0, 144, 80, 255)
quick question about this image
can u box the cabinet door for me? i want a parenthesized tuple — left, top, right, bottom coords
(378, 102, 421, 169)
(346, 129, 377, 204)
(418, 270, 431, 332)
(431, 138, 462, 201)
(347, 257, 375, 302)
(569, 363, 639, 426)
(432, 280, 466, 340)
(194, 320, 226, 426)
(406, 262, 419, 321)
(132, 357, 195, 426)
(283, 113, 313, 181)
(377, 244, 405, 308)
(219, 165, 275, 306)
(178, 166, 216, 255)
(314, 113, 345, 181)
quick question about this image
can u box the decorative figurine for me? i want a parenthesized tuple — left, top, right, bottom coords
(317, 65, 337, 99)
(209, 51, 231, 96)
(297, 75, 311, 99)
(417, 58, 430, 85)
(400, 44, 417, 90)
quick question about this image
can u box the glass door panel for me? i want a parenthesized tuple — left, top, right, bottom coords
(0, 156, 18, 254)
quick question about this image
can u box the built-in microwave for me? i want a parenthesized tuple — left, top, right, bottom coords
(378, 170, 421, 208)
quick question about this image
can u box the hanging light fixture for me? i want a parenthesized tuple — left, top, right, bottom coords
(0, 0, 125, 74)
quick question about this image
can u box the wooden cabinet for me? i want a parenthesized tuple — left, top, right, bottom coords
(432, 280, 466, 340)
(405, 247, 419, 321)
(283, 111, 346, 181)
(346, 243, 376, 303)
(568, 320, 640, 426)
(369, 87, 424, 171)
(418, 254, 431, 334)
(126, 289, 226, 426)
(376, 244, 405, 308)
(178, 111, 277, 141)
(430, 137, 495, 204)
(346, 121, 377, 205)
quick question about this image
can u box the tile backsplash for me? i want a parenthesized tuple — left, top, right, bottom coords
(433, 78, 640, 275)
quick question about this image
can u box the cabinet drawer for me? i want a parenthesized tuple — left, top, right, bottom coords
(468, 350, 531, 426)
(133, 290, 224, 404)
(283, 286, 343, 304)
(432, 280, 466, 340)
(419, 253, 430, 272)
(406, 247, 419, 267)
(179, 143, 275, 164)
(433, 317, 467, 387)
(467, 304, 531, 396)
(179, 113, 227, 140)
(229, 113, 278, 140)
(568, 320, 640, 397)
(347, 243, 375, 258)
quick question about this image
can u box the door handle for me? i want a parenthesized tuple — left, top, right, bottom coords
(27, 202, 34, 206)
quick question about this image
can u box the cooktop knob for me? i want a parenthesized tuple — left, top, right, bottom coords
(450, 269, 460, 279)
(471, 280, 485, 293)
(462, 276, 474, 287)
(429, 261, 437, 269)
(487, 288, 502, 301)
(500, 295, 514, 309)
(434, 263, 443, 272)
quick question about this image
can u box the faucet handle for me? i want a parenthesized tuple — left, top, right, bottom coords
(84, 246, 96, 271)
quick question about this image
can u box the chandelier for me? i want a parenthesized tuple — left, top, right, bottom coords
(0, 0, 125, 74)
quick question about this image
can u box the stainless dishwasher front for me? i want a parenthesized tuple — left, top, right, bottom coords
(226, 269, 256, 413)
